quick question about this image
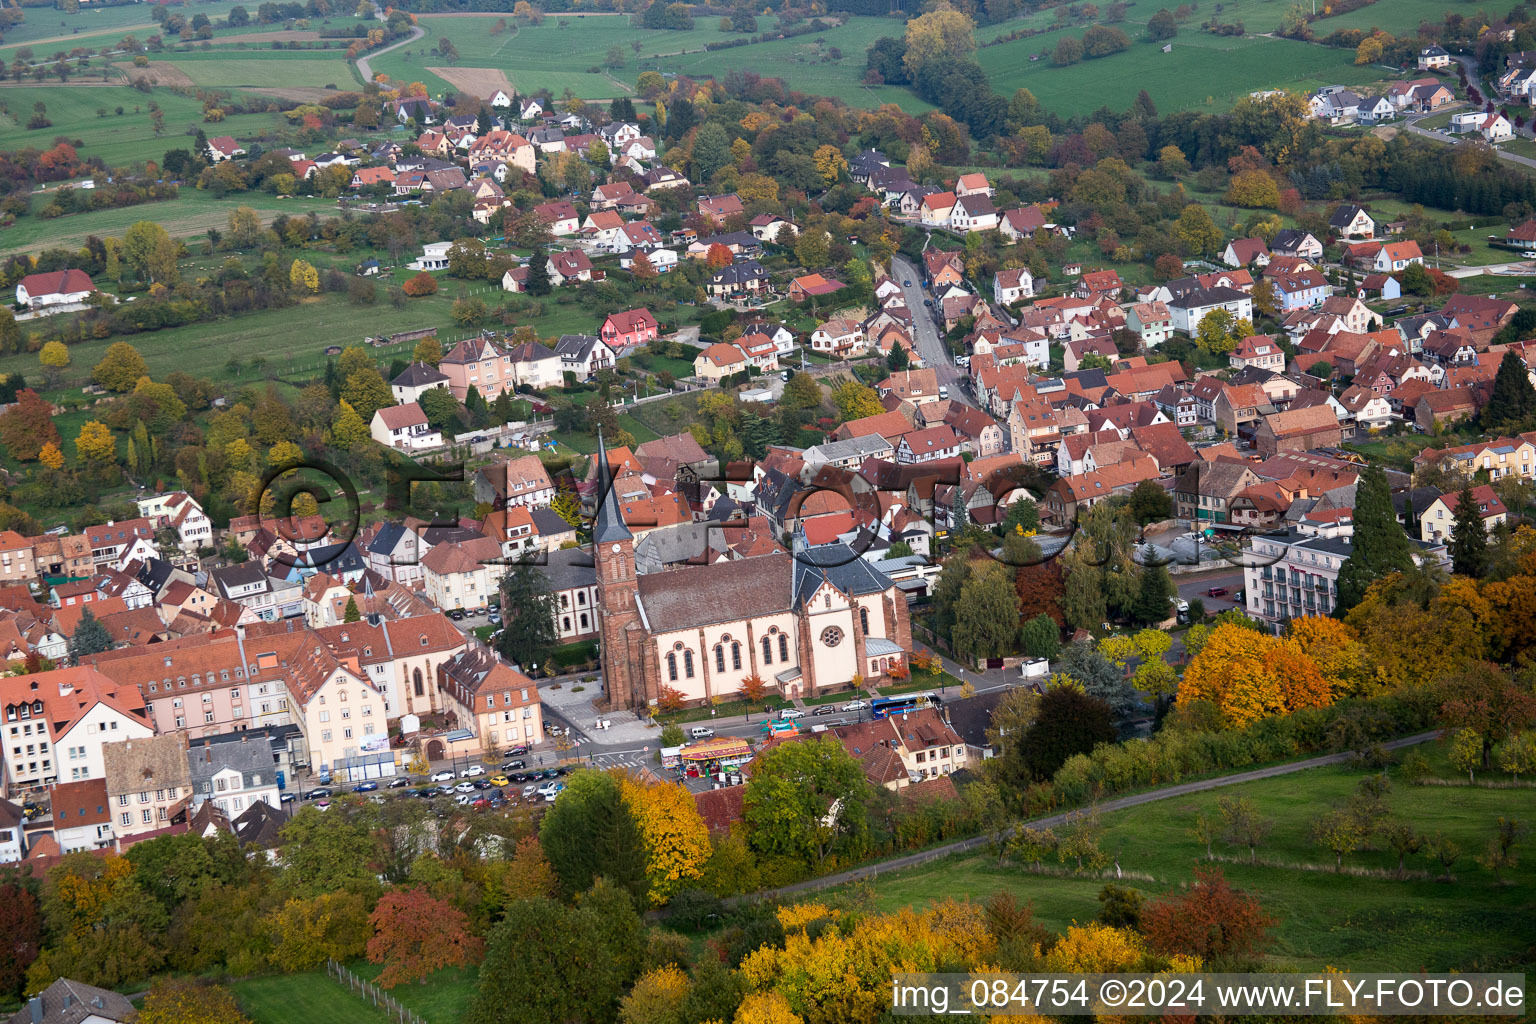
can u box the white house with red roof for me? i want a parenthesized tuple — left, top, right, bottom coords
(1421, 485, 1507, 542)
(1, 666, 151, 796)
(370, 402, 442, 452)
(16, 269, 96, 310)
(1371, 240, 1424, 273)
(207, 135, 246, 162)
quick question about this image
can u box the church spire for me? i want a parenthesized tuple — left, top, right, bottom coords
(593, 428, 633, 545)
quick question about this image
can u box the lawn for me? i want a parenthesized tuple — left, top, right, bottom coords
(1308, 0, 1459, 36)
(0, 84, 276, 169)
(839, 738, 1536, 975)
(980, 28, 1381, 117)
(348, 962, 477, 1024)
(0, 0, 255, 52)
(233, 972, 390, 1024)
(3, 189, 339, 255)
(147, 52, 360, 88)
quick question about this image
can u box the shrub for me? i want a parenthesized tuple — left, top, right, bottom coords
(402, 272, 438, 297)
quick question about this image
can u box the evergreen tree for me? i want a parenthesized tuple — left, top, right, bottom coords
(886, 342, 909, 371)
(68, 607, 114, 663)
(1336, 464, 1415, 614)
(952, 483, 969, 530)
(1131, 559, 1175, 625)
(1449, 483, 1490, 578)
(496, 558, 557, 670)
(343, 596, 361, 622)
(1482, 350, 1536, 431)
(525, 255, 551, 296)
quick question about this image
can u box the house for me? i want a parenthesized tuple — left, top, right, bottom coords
(810, 318, 866, 356)
(49, 778, 112, 853)
(621, 246, 678, 274)
(390, 360, 452, 405)
(533, 200, 581, 236)
(1414, 389, 1479, 429)
(370, 403, 441, 452)
(186, 733, 281, 818)
(591, 181, 635, 209)
(553, 333, 617, 379)
(467, 130, 535, 173)
(945, 404, 1006, 458)
(789, 273, 846, 303)
(1254, 405, 1343, 457)
(950, 193, 998, 232)
(546, 249, 595, 286)
(1451, 110, 1515, 142)
(955, 172, 993, 197)
(1356, 95, 1397, 123)
(1373, 240, 1423, 272)
(16, 269, 96, 310)
(1271, 229, 1324, 260)
(895, 425, 966, 464)
(1168, 286, 1253, 334)
(993, 268, 1034, 305)
(1043, 456, 1160, 523)
(707, 259, 771, 299)
(474, 454, 555, 510)
(102, 732, 193, 845)
(1320, 295, 1373, 334)
(698, 193, 745, 221)
(135, 492, 212, 553)
(1270, 267, 1331, 311)
(1421, 485, 1508, 542)
(1329, 204, 1375, 239)
(422, 536, 503, 614)
(1125, 300, 1173, 347)
(439, 337, 517, 401)
(1075, 269, 1124, 301)
(877, 369, 940, 407)
(206, 135, 245, 162)
(1418, 44, 1452, 69)
(733, 332, 780, 371)
(919, 191, 957, 228)
(6, 979, 135, 1024)
(83, 519, 157, 571)
(410, 241, 452, 271)
(1173, 461, 1260, 525)
(922, 250, 966, 289)
(1227, 334, 1285, 373)
(1339, 384, 1393, 430)
(600, 308, 659, 351)
(999, 204, 1051, 241)
(694, 343, 748, 382)
(750, 213, 793, 241)
(437, 644, 543, 753)
(1222, 237, 1271, 268)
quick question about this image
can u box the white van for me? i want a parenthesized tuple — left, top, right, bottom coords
(689, 726, 715, 740)
(537, 781, 565, 802)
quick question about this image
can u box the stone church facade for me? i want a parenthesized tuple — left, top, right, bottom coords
(591, 444, 913, 711)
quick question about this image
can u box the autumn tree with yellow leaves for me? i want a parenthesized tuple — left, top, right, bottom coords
(1178, 622, 1333, 727)
(620, 778, 713, 906)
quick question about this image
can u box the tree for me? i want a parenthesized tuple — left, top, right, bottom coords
(1179, 622, 1332, 727)
(1128, 479, 1172, 523)
(794, 229, 830, 270)
(1022, 686, 1116, 780)
(539, 769, 648, 901)
(366, 887, 482, 988)
(630, 249, 657, 284)
(1147, 8, 1177, 39)
(742, 737, 868, 866)
(1195, 307, 1239, 354)
(1449, 484, 1490, 578)
(525, 255, 551, 297)
(266, 891, 372, 972)
(1483, 350, 1536, 430)
(289, 258, 319, 293)
(886, 341, 910, 371)
(1217, 796, 1272, 864)
(68, 607, 114, 663)
(279, 807, 380, 898)
(38, 442, 64, 471)
(1175, 204, 1223, 256)
(342, 370, 392, 420)
(691, 123, 732, 184)
(953, 560, 1021, 660)
(1477, 816, 1526, 882)
(0, 880, 41, 1002)
(0, 390, 60, 462)
(1226, 170, 1282, 209)
(1141, 866, 1274, 963)
(1498, 731, 1536, 780)
(831, 380, 882, 420)
(902, 5, 976, 77)
(495, 559, 557, 668)
(1052, 35, 1084, 64)
(74, 420, 116, 468)
(621, 779, 712, 907)
(813, 145, 848, 186)
(1131, 561, 1174, 625)
(330, 399, 370, 451)
(93, 341, 149, 392)
(1438, 662, 1536, 769)
(402, 272, 438, 297)
(501, 834, 558, 904)
(1336, 464, 1415, 614)
(1310, 807, 1367, 871)
(39, 340, 70, 372)
(1019, 612, 1059, 659)
(136, 979, 251, 1024)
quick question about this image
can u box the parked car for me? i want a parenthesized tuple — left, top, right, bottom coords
(280, 792, 296, 804)
(488, 612, 501, 625)
(449, 609, 466, 621)
(454, 782, 477, 794)
(502, 758, 526, 771)
(522, 784, 540, 800)
(430, 769, 455, 782)
(489, 774, 510, 787)
(305, 788, 331, 800)
(903, 279, 912, 286)
(351, 781, 378, 793)
(1522, 251, 1536, 259)
(1205, 586, 1228, 598)
(504, 745, 529, 757)
(460, 764, 486, 777)
(811, 705, 838, 716)
(387, 777, 411, 789)
(778, 708, 805, 720)
(537, 781, 566, 802)
(841, 699, 868, 712)
(315, 799, 332, 811)
(454, 793, 474, 806)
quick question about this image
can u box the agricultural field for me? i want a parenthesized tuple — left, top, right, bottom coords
(844, 739, 1536, 975)
(1308, 0, 1456, 36)
(0, 84, 276, 170)
(132, 51, 360, 89)
(0, 0, 251, 51)
(979, 23, 1382, 116)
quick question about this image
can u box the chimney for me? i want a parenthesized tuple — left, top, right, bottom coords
(29, 996, 43, 1023)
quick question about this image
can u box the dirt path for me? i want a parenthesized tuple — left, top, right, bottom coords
(723, 730, 1442, 906)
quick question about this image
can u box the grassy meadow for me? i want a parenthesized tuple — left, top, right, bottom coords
(838, 739, 1536, 975)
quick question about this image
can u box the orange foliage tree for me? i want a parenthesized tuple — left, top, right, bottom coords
(705, 242, 733, 269)
(656, 685, 686, 714)
(740, 672, 769, 707)
(1140, 866, 1274, 962)
(365, 886, 482, 987)
(402, 272, 438, 297)
(1177, 622, 1332, 727)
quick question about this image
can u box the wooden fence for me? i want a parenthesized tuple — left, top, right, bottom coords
(325, 959, 427, 1024)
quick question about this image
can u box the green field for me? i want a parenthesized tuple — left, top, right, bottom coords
(3, 189, 340, 255)
(980, 25, 1382, 116)
(148, 52, 360, 88)
(233, 972, 390, 1024)
(0, 0, 254, 51)
(0, 84, 277, 169)
(348, 963, 476, 1024)
(1308, 0, 1459, 36)
(844, 739, 1536, 975)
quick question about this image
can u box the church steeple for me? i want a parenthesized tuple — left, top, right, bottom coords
(593, 429, 633, 545)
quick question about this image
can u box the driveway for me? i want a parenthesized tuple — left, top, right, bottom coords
(890, 253, 967, 401)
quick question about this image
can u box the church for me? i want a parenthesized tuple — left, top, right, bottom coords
(592, 441, 914, 711)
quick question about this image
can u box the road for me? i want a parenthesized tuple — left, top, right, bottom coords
(721, 730, 1441, 906)
(1399, 55, 1536, 173)
(355, 24, 424, 84)
(890, 253, 967, 401)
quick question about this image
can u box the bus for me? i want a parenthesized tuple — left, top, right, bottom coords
(871, 692, 939, 718)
